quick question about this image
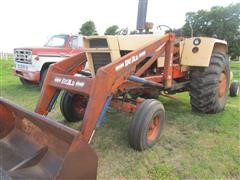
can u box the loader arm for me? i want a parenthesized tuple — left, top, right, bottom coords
(35, 52, 87, 115)
(35, 33, 175, 142)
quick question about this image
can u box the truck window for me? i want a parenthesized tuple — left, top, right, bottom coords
(70, 36, 83, 48)
(78, 36, 83, 48)
(70, 37, 78, 48)
(45, 35, 68, 47)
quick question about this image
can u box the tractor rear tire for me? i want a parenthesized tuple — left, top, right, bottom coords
(128, 99, 165, 151)
(60, 92, 88, 122)
(190, 52, 230, 113)
(229, 81, 239, 97)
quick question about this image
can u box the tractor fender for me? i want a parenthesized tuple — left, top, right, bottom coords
(180, 37, 228, 67)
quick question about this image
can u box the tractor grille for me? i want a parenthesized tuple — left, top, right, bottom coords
(91, 53, 111, 73)
(14, 49, 32, 64)
(89, 39, 108, 48)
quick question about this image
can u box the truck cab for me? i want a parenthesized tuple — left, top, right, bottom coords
(13, 34, 84, 87)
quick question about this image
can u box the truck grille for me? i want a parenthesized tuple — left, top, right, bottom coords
(14, 49, 32, 64)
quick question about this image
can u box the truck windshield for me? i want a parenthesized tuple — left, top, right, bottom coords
(45, 35, 69, 47)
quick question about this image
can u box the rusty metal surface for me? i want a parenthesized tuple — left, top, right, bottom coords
(35, 52, 87, 115)
(48, 73, 93, 96)
(110, 99, 136, 113)
(163, 39, 175, 88)
(0, 104, 14, 139)
(0, 97, 97, 179)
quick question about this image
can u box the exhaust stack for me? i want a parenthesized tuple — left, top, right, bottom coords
(136, 0, 148, 33)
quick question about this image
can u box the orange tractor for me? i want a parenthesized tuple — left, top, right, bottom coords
(0, 32, 230, 179)
(0, 1, 230, 179)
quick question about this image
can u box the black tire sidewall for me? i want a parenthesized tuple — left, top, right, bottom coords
(190, 52, 230, 113)
(39, 68, 48, 88)
(129, 99, 165, 151)
(215, 55, 230, 110)
(141, 107, 165, 148)
(60, 92, 86, 122)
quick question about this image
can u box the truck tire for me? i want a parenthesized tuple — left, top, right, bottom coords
(229, 81, 239, 97)
(190, 52, 230, 113)
(19, 78, 36, 86)
(128, 99, 165, 151)
(60, 92, 88, 122)
(39, 68, 48, 89)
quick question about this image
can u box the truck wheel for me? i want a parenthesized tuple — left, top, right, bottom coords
(19, 78, 36, 86)
(190, 52, 230, 113)
(128, 99, 165, 151)
(229, 81, 239, 97)
(39, 68, 48, 88)
(60, 92, 88, 122)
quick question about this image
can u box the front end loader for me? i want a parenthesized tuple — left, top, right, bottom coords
(0, 33, 230, 179)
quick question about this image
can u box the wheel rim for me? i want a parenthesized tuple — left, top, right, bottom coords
(218, 72, 227, 98)
(72, 95, 88, 115)
(147, 115, 161, 142)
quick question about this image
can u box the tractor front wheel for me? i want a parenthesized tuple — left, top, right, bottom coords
(190, 52, 230, 113)
(128, 99, 165, 151)
(60, 92, 88, 122)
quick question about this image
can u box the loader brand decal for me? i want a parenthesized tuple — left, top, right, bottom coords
(54, 77, 85, 87)
(54, 77, 62, 83)
(61, 78, 75, 86)
(115, 51, 146, 71)
(75, 81, 85, 87)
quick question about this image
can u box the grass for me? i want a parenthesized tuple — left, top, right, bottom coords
(0, 59, 240, 179)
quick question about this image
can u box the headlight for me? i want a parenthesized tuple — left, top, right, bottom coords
(193, 38, 201, 46)
(34, 56, 39, 61)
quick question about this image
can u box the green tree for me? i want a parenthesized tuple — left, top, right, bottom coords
(182, 3, 240, 58)
(79, 20, 97, 36)
(104, 25, 119, 35)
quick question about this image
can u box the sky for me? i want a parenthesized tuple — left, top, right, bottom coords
(0, 0, 239, 52)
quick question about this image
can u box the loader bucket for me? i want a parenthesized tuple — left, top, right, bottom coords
(0, 97, 98, 179)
